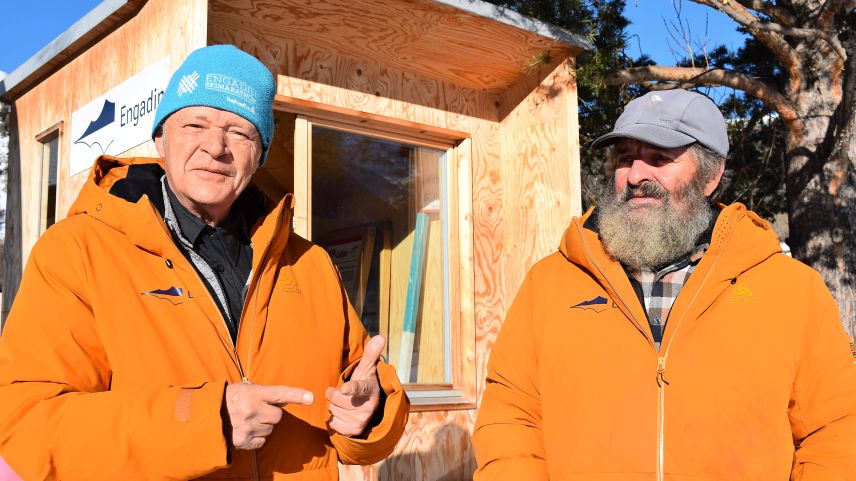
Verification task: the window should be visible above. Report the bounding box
[36,126,61,234]
[281,105,475,409]
[311,126,450,385]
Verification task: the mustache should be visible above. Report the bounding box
[619,181,669,202]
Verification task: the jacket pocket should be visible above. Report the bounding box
[273,466,338,480]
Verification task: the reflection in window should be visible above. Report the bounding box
[40,132,59,233]
[312,127,449,385]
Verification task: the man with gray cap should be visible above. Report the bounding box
[473,89,856,481]
[0,45,408,480]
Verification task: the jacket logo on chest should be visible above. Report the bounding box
[570,295,610,313]
[278,268,301,293]
[732,283,755,303]
[141,286,185,305]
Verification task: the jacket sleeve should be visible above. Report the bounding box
[473,271,548,480]
[790,272,856,481]
[0,225,229,481]
[327,263,409,465]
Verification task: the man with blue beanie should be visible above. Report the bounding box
[0,45,408,480]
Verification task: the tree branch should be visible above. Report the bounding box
[818,0,850,31]
[751,22,847,59]
[733,0,797,26]
[607,66,799,122]
[690,0,803,85]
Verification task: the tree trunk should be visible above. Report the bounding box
[785,35,856,336]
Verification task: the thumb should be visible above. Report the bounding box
[261,385,315,406]
[352,335,385,380]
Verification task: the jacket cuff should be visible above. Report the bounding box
[330,362,410,465]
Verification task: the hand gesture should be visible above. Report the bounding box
[325,335,385,437]
[224,383,314,450]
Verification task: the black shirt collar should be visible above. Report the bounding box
[164,183,251,251]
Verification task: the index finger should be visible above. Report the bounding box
[260,385,315,406]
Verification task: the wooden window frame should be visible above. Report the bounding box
[35,122,63,235]
[278,97,476,412]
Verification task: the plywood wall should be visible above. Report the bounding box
[11,0,208,261]
[340,410,478,481]
[499,57,581,314]
[210,11,581,479]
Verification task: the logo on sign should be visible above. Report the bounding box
[70,57,170,176]
[74,100,117,153]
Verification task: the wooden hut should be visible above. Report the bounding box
[0,0,590,478]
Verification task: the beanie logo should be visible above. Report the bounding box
[205,73,257,105]
[177,71,199,97]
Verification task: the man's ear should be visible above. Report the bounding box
[154,127,166,158]
[704,162,726,197]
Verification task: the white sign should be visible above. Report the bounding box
[70,57,170,176]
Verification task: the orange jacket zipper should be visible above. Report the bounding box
[576,217,735,481]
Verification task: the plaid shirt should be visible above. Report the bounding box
[626,243,709,350]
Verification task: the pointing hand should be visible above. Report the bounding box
[224,382,314,450]
[325,335,385,437]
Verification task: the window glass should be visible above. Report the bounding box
[40,133,59,233]
[311,126,449,385]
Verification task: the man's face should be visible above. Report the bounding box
[611,138,718,211]
[154,106,262,222]
[598,139,720,270]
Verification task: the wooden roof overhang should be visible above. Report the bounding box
[0,0,591,103]
[210,0,591,93]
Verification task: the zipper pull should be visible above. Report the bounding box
[656,357,669,387]
[242,376,251,384]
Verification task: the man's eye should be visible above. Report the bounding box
[184,124,203,130]
[229,130,251,140]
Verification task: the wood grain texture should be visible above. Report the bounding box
[416,219,446,384]
[338,409,478,481]
[10,0,207,268]
[500,58,582,315]
[452,139,478,401]
[292,116,311,238]
[209,0,571,93]
[388,229,412,374]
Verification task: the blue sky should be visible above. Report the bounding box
[1,1,748,77]
[0,1,102,74]
[625,0,748,65]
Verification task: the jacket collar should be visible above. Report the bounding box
[560,203,782,335]
[67,156,293,267]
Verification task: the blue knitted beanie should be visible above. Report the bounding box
[152,45,275,166]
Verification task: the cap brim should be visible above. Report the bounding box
[591,124,697,150]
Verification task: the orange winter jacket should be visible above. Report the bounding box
[474,204,856,481]
[0,156,409,481]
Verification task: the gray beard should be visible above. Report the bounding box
[597,178,713,271]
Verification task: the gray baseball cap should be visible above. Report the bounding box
[592,89,729,157]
